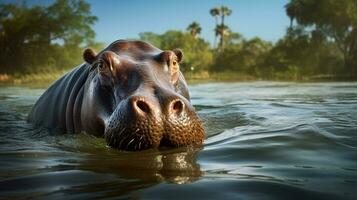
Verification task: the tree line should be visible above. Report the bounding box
[0,0,103,74]
[1,0,356,80]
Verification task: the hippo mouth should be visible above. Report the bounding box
[104,97,205,151]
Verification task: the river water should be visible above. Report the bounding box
[0,82,356,199]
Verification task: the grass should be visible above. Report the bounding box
[0,71,67,87]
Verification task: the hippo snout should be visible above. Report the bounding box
[104,94,204,151]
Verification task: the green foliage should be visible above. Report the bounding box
[187,22,202,38]
[261,27,344,79]
[285,0,357,76]
[138,32,162,48]
[0,0,99,74]
[212,37,272,74]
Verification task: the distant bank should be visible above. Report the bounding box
[1,71,356,87]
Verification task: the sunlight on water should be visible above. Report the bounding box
[1,82,357,199]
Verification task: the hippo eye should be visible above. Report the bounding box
[97,60,107,72]
[98,62,104,69]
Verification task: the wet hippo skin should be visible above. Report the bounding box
[28,40,205,151]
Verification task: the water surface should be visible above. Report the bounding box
[0,82,356,199]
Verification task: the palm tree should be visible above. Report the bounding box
[215,24,230,51]
[210,7,221,26]
[210,7,220,47]
[285,2,297,29]
[210,5,232,51]
[186,22,202,38]
[219,6,232,27]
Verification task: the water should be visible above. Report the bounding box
[0,82,356,199]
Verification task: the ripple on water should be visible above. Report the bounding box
[1,83,357,199]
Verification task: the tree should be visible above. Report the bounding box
[285,0,298,29]
[224,32,243,46]
[212,36,272,73]
[219,6,232,27]
[261,27,343,79]
[210,5,233,51]
[139,32,161,47]
[285,0,357,76]
[47,0,97,45]
[0,0,98,73]
[215,24,230,51]
[186,22,202,38]
[210,7,220,47]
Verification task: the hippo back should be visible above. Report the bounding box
[28,64,89,133]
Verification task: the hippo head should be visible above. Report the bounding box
[80,40,204,151]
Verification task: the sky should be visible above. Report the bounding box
[5,0,291,45]
[88,0,290,44]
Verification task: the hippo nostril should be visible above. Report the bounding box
[135,100,151,114]
[171,99,184,114]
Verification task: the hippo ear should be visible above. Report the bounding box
[83,48,97,64]
[173,49,183,63]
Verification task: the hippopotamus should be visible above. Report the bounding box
[28,40,204,151]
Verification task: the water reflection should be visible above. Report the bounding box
[77,147,203,184]
[0,143,203,198]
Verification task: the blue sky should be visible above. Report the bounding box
[87,0,290,44]
[6,0,291,44]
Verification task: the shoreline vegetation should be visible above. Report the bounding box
[1,71,356,87]
[1,0,357,85]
